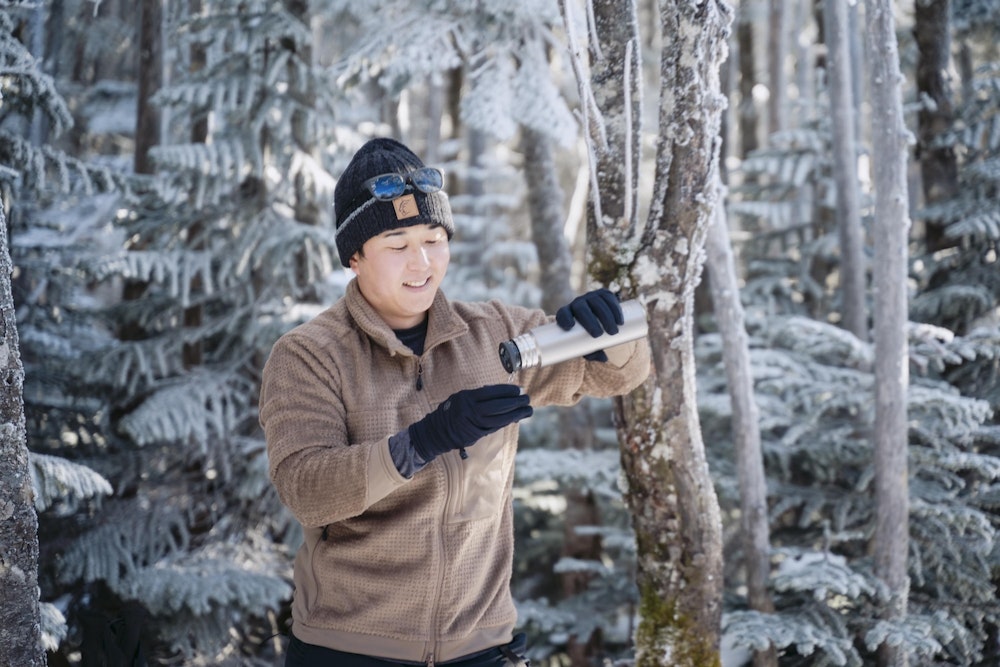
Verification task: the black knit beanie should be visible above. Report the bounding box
[333,137,455,267]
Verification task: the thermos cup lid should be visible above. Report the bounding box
[498,340,522,373]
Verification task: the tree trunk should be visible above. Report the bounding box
[793,0,815,126]
[522,128,576,311]
[913,0,958,252]
[29,4,48,145]
[123,0,166,342]
[425,76,443,165]
[705,202,777,667]
[824,0,867,341]
[183,0,208,369]
[523,127,602,666]
[865,0,911,663]
[736,1,759,157]
[134,0,163,175]
[630,3,731,662]
[0,208,45,667]
[847,2,863,141]
[766,0,788,137]
[566,0,731,662]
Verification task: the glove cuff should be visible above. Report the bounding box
[408,422,437,463]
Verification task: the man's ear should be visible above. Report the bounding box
[348,253,360,274]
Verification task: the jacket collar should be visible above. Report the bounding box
[345,278,468,357]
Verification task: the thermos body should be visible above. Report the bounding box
[499,299,648,373]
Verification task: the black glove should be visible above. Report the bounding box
[409,384,533,462]
[555,289,624,362]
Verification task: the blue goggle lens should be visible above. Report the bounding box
[365,167,443,201]
[410,167,444,193]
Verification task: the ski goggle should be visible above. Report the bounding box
[362,167,444,201]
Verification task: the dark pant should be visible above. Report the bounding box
[285,632,528,667]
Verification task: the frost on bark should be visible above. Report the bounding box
[0,207,45,667]
[564,0,732,663]
[864,0,912,663]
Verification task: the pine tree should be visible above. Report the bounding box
[703,311,999,665]
[11,0,343,661]
[1,0,122,657]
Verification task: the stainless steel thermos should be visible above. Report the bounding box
[498,299,648,373]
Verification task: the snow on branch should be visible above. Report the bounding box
[723,608,862,667]
[118,370,255,449]
[92,249,216,306]
[58,505,191,590]
[30,452,113,513]
[39,602,67,652]
[772,547,875,601]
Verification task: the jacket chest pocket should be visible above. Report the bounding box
[445,428,512,524]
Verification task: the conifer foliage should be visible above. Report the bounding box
[9,0,341,662]
[713,30,1000,662]
[5,0,1000,665]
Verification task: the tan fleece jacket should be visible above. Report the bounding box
[259,279,651,664]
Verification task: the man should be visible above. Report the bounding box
[260,137,651,666]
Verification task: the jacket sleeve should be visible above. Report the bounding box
[259,333,408,529]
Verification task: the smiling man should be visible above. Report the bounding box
[259,137,651,667]
[349,222,449,329]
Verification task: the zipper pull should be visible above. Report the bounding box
[416,361,424,390]
[426,654,434,667]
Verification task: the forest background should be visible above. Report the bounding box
[0,0,999,666]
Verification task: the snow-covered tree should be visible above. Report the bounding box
[12,0,343,661]
[10,0,1000,665]
[1,1,120,658]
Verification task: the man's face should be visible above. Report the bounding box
[350,224,450,329]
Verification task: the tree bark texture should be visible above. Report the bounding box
[864,0,911,663]
[630,2,731,663]
[705,204,777,667]
[913,0,958,252]
[0,208,45,666]
[583,0,644,266]
[574,0,732,663]
[823,0,867,341]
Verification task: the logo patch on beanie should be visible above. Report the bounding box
[393,194,419,221]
